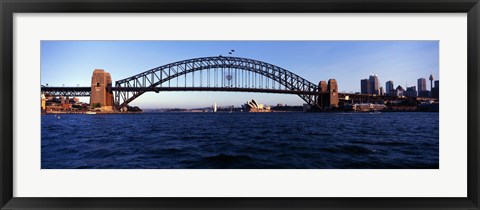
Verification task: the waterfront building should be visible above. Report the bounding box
[244,99,271,112]
[385,80,394,96]
[61,103,72,109]
[432,80,439,99]
[360,79,370,94]
[41,94,46,111]
[379,87,384,96]
[352,103,386,112]
[369,74,379,95]
[393,85,405,97]
[418,90,431,97]
[405,86,418,97]
[60,96,65,105]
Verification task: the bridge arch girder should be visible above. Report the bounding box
[114,56,319,109]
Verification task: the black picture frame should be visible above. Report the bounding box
[1,0,479,209]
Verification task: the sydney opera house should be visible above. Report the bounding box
[244,99,271,112]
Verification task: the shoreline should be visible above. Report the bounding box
[42,111,143,115]
[42,110,438,115]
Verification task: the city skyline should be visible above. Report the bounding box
[359,74,438,98]
[41,41,439,108]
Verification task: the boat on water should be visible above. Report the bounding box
[85,111,96,115]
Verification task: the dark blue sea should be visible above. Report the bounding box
[41,112,439,169]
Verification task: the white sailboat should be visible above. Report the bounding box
[213,101,217,113]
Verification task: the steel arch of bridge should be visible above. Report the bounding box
[114,56,319,109]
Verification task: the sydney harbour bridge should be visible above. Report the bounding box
[40,56,380,111]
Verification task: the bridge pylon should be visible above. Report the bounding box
[316,79,338,111]
[90,69,114,112]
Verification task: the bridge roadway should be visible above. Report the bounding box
[40,86,401,102]
[41,86,318,96]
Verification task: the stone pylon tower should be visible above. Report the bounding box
[90,69,114,111]
[327,79,338,108]
[317,81,328,108]
[316,79,339,110]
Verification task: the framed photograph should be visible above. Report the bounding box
[1,0,479,209]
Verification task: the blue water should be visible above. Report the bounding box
[41,112,439,169]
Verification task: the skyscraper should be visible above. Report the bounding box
[361,79,370,94]
[432,80,439,99]
[417,78,429,97]
[418,78,427,92]
[429,74,434,91]
[369,74,379,95]
[385,80,394,96]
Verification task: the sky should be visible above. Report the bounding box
[41,41,439,109]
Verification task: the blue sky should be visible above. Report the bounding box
[41,41,439,109]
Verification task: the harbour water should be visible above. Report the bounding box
[41,112,439,169]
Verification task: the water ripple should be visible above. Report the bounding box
[41,112,439,169]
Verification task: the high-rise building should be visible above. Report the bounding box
[418,78,427,92]
[418,78,429,97]
[432,80,439,99]
[385,80,394,96]
[361,79,370,94]
[369,74,379,95]
[379,87,384,96]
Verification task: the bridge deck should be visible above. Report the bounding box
[41,87,91,97]
[110,87,318,95]
[40,86,404,101]
[41,86,318,96]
